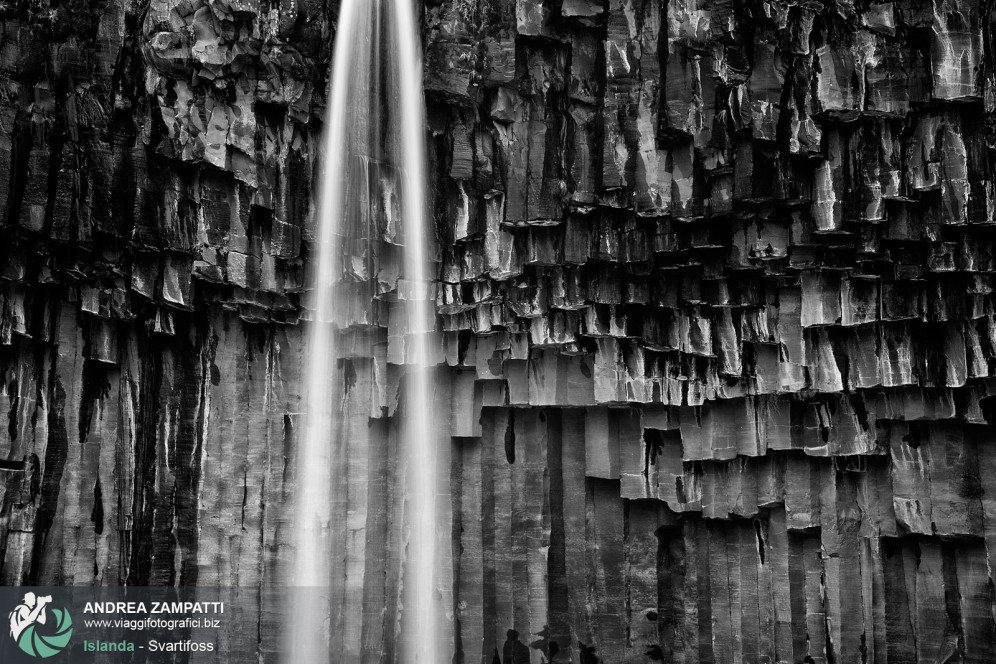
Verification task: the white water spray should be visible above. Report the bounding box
[284,0,356,661]
[285,0,440,662]
[393,0,440,661]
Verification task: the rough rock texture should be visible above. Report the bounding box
[2,0,996,662]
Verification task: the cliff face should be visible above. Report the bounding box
[1,0,996,662]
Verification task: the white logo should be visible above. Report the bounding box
[9,593,52,643]
[8,592,73,658]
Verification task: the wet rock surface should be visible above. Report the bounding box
[1,0,996,662]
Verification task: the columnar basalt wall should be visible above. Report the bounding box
[1,0,995,662]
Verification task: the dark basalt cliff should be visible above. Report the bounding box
[1,0,996,662]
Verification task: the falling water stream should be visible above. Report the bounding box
[394,0,440,661]
[286,0,439,661]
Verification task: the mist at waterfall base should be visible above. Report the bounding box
[284,1,441,662]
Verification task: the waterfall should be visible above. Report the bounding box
[286,0,440,662]
[394,0,441,661]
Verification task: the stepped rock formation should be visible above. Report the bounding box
[1,0,996,662]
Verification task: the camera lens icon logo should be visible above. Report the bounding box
[8,593,74,658]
